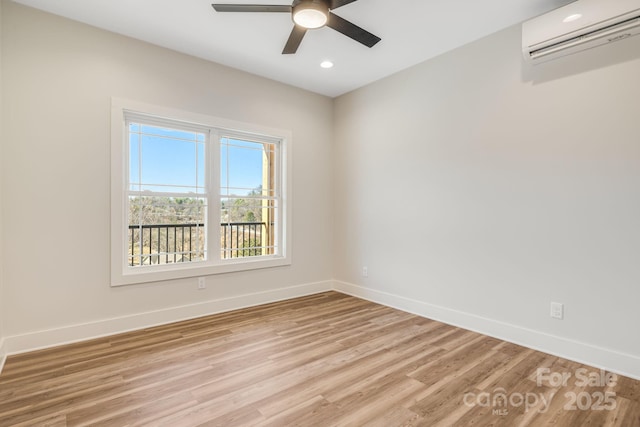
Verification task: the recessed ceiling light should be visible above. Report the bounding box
[563,13,583,23]
[320,60,334,69]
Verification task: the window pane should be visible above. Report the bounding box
[140,136,197,192]
[127,120,208,267]
[129,122,205,195]
[263,142,277,197]
[220,197,264,223]
[197,142,205,191]
[220,138,266,196]
[220,143,228,190]
[219,135,278,263]
[128,196,207,266]
[129,131,140,192]
[220,200,277,259]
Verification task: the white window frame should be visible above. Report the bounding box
[110,98,292,286]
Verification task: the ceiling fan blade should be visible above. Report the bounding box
[282,25,307,54]
[327,13,381,48]
[329,0,358,10]
[211,4,292,13]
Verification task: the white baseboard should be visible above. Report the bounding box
[333,280,640,381]
[3,280,332,359]
[0,337,6,374]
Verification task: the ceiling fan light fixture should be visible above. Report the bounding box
[211,0,381,54]
[293,1,329,29]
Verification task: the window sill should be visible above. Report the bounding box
[111,256,291,287]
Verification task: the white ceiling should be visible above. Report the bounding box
[13,0,573,97]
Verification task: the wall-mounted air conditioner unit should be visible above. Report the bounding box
[522,0,640,64]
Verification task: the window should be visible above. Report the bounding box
[127,119,208,267]
[111,99,291,286]
[220,135,279,259]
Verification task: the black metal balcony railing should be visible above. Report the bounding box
[220,222,266,259]
[128,222,268,266]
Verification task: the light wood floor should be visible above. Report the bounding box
[1,292,639,426]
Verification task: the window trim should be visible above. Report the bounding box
[110,98,292,286]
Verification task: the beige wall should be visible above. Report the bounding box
[0,0,5,366]
[0,2,333,342]
[334,25,640,376]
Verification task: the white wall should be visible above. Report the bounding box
[1,1,333,351]
[333,25,640,378]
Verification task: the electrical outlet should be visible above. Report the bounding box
[550,302,564,319]
[198,277,206,290]
[362,266,368,278]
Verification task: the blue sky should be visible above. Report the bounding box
[129,124,264,196]
[221,138,264,196]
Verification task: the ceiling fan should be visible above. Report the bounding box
[211,0,381,54]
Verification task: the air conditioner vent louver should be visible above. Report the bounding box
[523,0,640,64]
